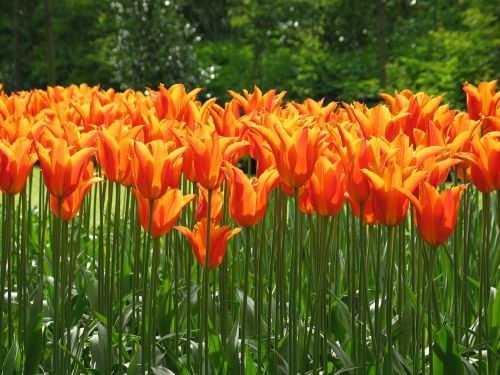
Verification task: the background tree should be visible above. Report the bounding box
[0,0,498,107]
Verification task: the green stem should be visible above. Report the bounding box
[385,226,395,373]
[202,189,213,375]
[150,236,161,367]
[241,225,252,374]
[141,199,155,373]
[118,187,131,370]
[289,187,300,375]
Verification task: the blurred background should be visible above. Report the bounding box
[0,0,498,107]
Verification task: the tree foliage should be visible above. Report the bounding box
[0,0,498,107]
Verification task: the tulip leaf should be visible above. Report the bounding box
[24,285,44,375]
[227,319,240,373]
[127,347,140,375]
[152,366,176,375]
[1,339,19,375]
[433,324,464,375]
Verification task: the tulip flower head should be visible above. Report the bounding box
[309,154,346,217]
[129,139,185,200]
[463,80,499,120]
[179,125,248,190]
[176,219,241,269]
[195,185,224,224]
[224,164,279,226]
[97,122,143,186]
[49,162,102,221]
[251,115,325,189]
[133,188,195,238]
[362,164,427,226]
[0,137,38,195]
[36,137,95,198]
[413,182,467,246]
[459,131,500,193]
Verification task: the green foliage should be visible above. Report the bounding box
[0,0,498,105]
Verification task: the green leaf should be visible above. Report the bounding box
[1,340,19,375]
[127,347,140,375]
[89,323,110,374]
[227,319,240,373]
[433,324,464,375]
[152,367,176,375]
[24,285,44,375]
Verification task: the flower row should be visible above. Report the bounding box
[0,81,499,263]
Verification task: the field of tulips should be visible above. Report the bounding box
[0,81,499,374]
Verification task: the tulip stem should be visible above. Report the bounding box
[384,226,395,373]
[425,246,437,375]
[461,182,470,355]
[374,224,382,374]
[201,188,213,375]
[118,187,131,371]
[479,192,490,373]
[108,182,121,371]
[141,199,154,373]
[256,222,265,374]
[359,203,369,374]
[150,236,161,367]
[241,225,251,374]
[289,187,300,375]
[0,195,15,353]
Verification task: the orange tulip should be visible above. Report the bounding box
[308,154,346,217]
[362,164,427,226]
[412,182,467,246]
[461,132,500,193]
[463,80,499,120]
[36,138,95,198]
[49,162,102,221]
[179,125,248,191]
[96,122,143,186]
[228,86,286,115]
[250,115,325,189]
[224,164,279,226]
[133,188,195,238]
[347,195,379,225]
[176,218,241,269]
[348,103,408,139]
[151,83,202,122]
[0,138,37,195]
[336,137,374,203]
[195,185,224,224]
[129,139,185,200]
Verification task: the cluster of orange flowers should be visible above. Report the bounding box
[0,81,498,265]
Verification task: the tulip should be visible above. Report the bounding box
[336,137,374,203]
[129,139,185,200]
[463,80,499,120]
[176,218,241,269]
[224,164,279,226]
[195,185,224,224]
[96,122,143,186]
[362,164,427,226]
[36,137,95,198]
[250,115,325,189]
[412,182,467,246]
[347,195,379,225]
[461,132,500,193]
[348,103,408,139]
[228,86,286,115]
[151,83,202,122]
[309,154,346,217]
[49,162,102,221]
[0,137,37,195]
[133,188,195,238]
[179,125,248,190]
